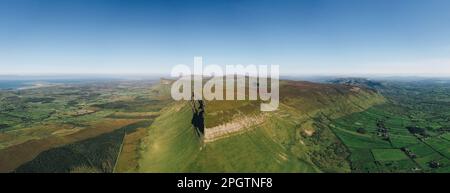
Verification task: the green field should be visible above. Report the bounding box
[327,80,450,173]
[372,149,408,161]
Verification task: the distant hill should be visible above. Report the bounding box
[328,78,384,90]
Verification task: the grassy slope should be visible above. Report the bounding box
[186,114,320,172]
[134,80,385,172]
[137,102,202,172]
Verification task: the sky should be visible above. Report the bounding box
[1,0,450,76]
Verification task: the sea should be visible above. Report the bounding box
[0,79,108,90]
[0,75,160,90]
[0,80,33,90]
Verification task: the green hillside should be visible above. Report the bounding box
[130,80,385,172]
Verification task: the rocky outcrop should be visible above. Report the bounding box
[204,115,266,143]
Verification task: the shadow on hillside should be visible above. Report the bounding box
[190,99,205,137]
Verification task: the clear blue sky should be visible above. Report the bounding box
[1,0,450,75]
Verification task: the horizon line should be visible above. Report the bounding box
[1,72,450,78]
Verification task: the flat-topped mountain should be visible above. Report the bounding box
[131,79,385,172]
